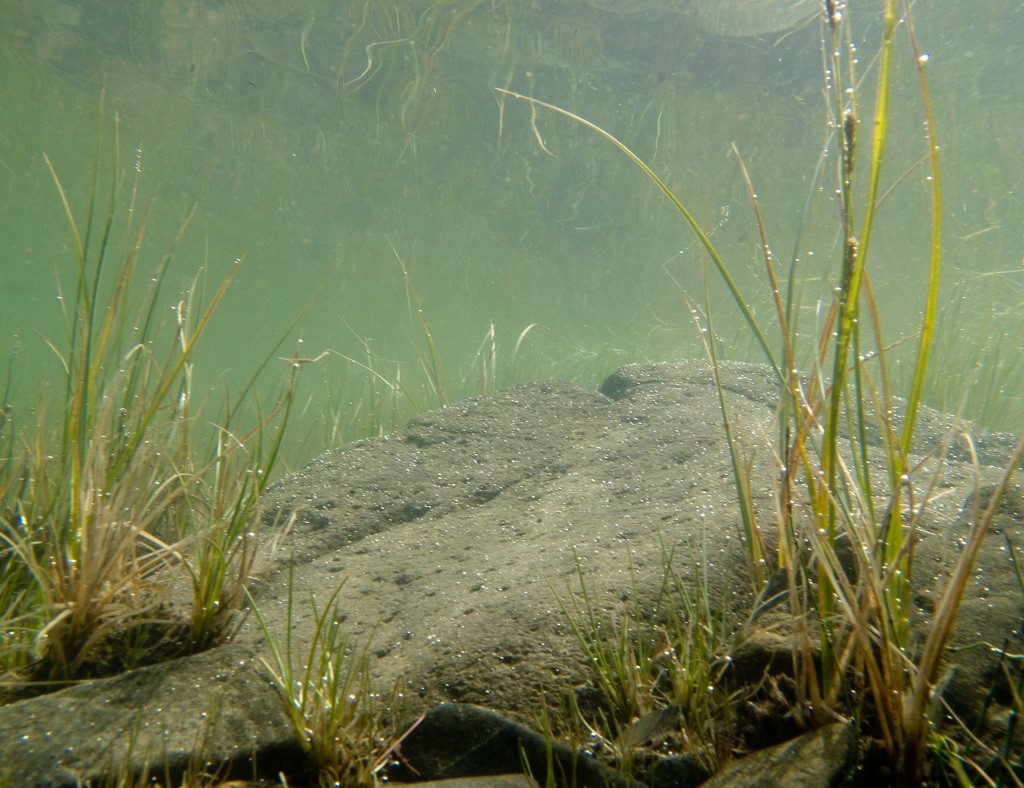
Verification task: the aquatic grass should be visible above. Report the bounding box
[281,261,544,466]
[0,123,298,689]
[91,696,244,788]
[390,239,451,408]
[655,550,734,766]
[295,329,410,452]
[247,561,397,785]
[500,0,1023,782]
[0,137,199,682]
[468,321,541,395]
[555,554,664,728]
[920,279,1024,433]
[178,376,296,650]
[494,88,782,385]
[557,548,731,773]
[523,704,562,788]
[688,284,771,595]
[986,565,1024,780]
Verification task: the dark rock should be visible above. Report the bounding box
[701,722,855,787]
[0,645,301,786]
[383,704,646,787]
[395,777,540,788]
[649,751,715,787]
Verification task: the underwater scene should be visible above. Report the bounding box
[3,2,1024,785]
[1,0,1021,464]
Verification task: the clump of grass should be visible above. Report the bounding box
[0,120,296,691]
[501,0,1023,783]
[248,561,399,785]
[557,550,731,776]
[656,558,735,763]
[557,555,666,730]
[178,376,294,652]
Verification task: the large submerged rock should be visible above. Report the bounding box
[241,360,1021,725]
[1,360,1020,785]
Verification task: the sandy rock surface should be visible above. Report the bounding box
[234,359,1023,723]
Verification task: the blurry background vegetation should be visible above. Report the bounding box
[1,0,1021,465]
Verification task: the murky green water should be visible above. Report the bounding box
[1,0,1021,461]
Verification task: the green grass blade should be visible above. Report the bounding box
[495,88,781,382]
